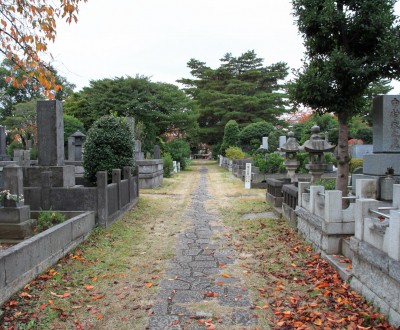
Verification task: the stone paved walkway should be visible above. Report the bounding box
[148,167,258,329]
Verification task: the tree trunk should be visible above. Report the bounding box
[336,114,350,207]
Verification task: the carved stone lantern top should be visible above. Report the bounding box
[279,131,300,153]
[302,125,335,153]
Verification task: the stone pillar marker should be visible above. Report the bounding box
[245,163,251,189]
[173,161,177,173]
[3,165,24,207]
[154,145,161,159]
[0,126,9,161]
[37,100,64,166]
[262,137,268,150]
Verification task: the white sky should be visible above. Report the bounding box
[48,0,400,92]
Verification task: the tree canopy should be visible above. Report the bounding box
[63,76,199,153]
[178,50,289,145]
[0,59,76,120]
[0,0,85,97]
[289,0,400,195]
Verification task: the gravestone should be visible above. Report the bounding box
[135,140,144,161]
[0,126,9,161]
[363,95,400,176]
[23,101,75,188]
[279,135,287,155]
[0,165,36,239]
[154,145,161,160]
[173,161,177,173]
[37,100,64,166]
[353,95,400,200]
[68,130,86,161]
[261,137,268,150]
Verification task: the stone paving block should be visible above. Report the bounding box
[148,315,180,329]
[159,279,191,290]
[231,309,259,325]
[172,290,204,303]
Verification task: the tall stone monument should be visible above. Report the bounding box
[352,95,400,200]
[23,101,75,188]
[363,95,400,176]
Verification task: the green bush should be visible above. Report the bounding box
[253,154,268,173]
[264,153,286,173]
[296,152,309,173]
[167,138,191,169]
[220,120,240,155]
[64,114,85,142]
[226,146,245,160]
[239,121,275,153]
[7,140,24,158]
[83,115,135,184]
[36,210,65,232]
[350,158,363,173]
[314,178,336,190]
[162,152,174,177]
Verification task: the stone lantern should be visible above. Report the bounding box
[301,125,336,183]
[278,131,300,183]
[68,130,86,161]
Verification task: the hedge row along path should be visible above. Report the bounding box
[0,161,395,329]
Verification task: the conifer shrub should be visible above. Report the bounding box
[162,152,174,177]
[166,138,191,169]
[83,115,135,184]
[225,146,245,160]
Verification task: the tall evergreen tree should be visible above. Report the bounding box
[289,0,400,197]
[179,50,289,145]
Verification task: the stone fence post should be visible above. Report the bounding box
[354,199,379,241]
[324,190,342,222]
[97,171,108,227]
[112,169,122,210]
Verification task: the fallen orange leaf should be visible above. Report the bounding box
[146,282,153,288]
[97,314,103,319]
[221,274,230,278]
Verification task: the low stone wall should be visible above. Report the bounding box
[266,178,291,207]
[24,167,139,228]
[137,159,163,189]
[0,211,95,306]
[282,184,299,227]
[350,237,400,327]
[295,184,356,255]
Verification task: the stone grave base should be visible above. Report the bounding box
[0,219,36,240]
[23,166,75,187]
[363,153,400,176]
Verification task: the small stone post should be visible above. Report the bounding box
[113,169,122,210]
[97,171,108,227]
[154,145,161,159]
[0,126,9,161]
[245,163,251,189]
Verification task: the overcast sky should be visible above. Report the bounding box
[48,0,400,92]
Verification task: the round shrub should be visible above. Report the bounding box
[350,158,363,173]
[264,152,285,173]
[220,120,240,155]
[239,121,274,153]
[162,152,174,177]
[83,115,135,184]
[167,138,191,169]
[225,146,245,160]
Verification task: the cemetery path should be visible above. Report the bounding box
[148,166,258,329]
[1,161,395,330]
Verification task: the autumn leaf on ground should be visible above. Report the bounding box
[146,282,153,288]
